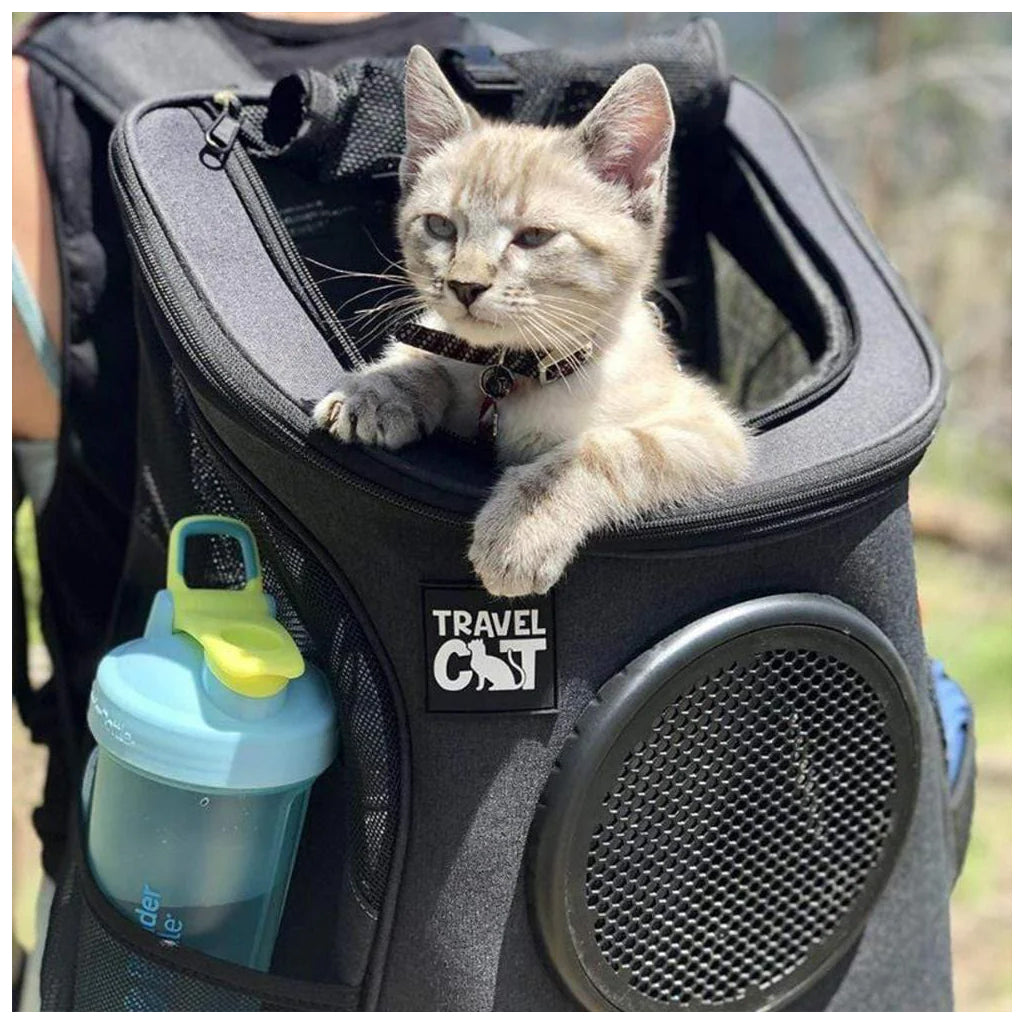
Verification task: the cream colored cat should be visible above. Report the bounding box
[314,46,749,597]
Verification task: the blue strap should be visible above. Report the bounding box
[12,245,61,394]
[931,659,973,786]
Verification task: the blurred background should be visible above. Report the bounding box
[13,11,1010,1011]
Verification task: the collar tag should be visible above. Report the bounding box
[480,363,515,399]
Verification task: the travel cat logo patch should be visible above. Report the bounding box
[422,585,556,712]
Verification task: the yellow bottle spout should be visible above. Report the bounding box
[166,516,304,698]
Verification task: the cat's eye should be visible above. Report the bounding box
[425,214,456,241]
[513,227,556,249]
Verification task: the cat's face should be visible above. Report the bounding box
[397,47,675,352]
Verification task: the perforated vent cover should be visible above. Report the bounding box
[529,596,919,1012]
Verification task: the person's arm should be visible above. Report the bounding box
[12,54,62,441]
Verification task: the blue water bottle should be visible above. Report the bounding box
[84,516,337,970]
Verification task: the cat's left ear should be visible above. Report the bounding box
[401,45,477,190]
[575,64,675,223]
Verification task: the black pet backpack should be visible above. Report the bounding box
[39,21,973,1012]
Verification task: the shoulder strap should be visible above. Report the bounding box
[15,13,266,122]
[12,246,61,394]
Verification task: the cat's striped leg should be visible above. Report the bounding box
[469,419,747,597]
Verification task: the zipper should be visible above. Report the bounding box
[204,93,362,369]
[744,357,852,431]
[203,90,242,158]
[626,433,931,542]
[110,96,938,550]
[109,117,465,529]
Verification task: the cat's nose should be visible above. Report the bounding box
[448,280,491,309]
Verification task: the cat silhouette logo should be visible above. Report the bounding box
[422,586,556,712]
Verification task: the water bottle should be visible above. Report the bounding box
[84,515,337,970]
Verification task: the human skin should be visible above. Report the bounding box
[12,54,62,441]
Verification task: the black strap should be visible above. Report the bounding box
[16,13,266,123]
[394,321,591,388]
[439,45,524,116]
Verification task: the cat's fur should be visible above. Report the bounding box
[314,46,749,597]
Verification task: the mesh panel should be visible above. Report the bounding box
[585,647,897,1008]
[712,237,812,412]
[41,856,259,1011]
[74,907,261,1011]
[244,23,726,176]
[40,849,359,1010]
[170,370,400,912]
[39,843,83,1010]
[182,532,247,589]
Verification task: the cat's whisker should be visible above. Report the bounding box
[347,303,426,353]
[344,296,423,334]
[536,319,599,389]
[540,307,617,355]
[333,282,416,315]
[305,257,407,280]
[360,232,419,276]
[532,306,603,356]
[357,233,438,293]
[539,299,611,333]
[343,297,424,344]
[314,270,411,288]
[516,314,577,396]
[537,291,610,315]
[305,255,432,289]
[540,315,610,385]
[337,286,418,318]
[519,312,588,395]
[540,299,612,335]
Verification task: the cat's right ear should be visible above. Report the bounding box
[401,45,475,190]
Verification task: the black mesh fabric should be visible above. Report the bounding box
[41,850,259,1011]
[712,236,813,412]
[40,834,361,1010]
[169,369,400,914]
[585,648,898,1009]
[250,21,727,182]
[73,903,261,1012]
[39,836,83,1011]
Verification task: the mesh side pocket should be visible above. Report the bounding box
[173,380,400,914]
[40,822,359,1011]
[72,906,262,1012]
[41,837,255,1011]
[121,310,402,985]
[39,843,83,1011]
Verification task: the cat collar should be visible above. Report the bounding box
[394,322,593,398]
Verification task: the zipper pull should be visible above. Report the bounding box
[204,90,242,160]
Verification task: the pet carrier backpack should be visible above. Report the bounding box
[32,18,974,1012]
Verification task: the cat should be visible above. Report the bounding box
[314,45,749,597]
[467,639,525,692]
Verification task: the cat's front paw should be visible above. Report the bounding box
[469,470,579,597]
[313,375,424,450]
